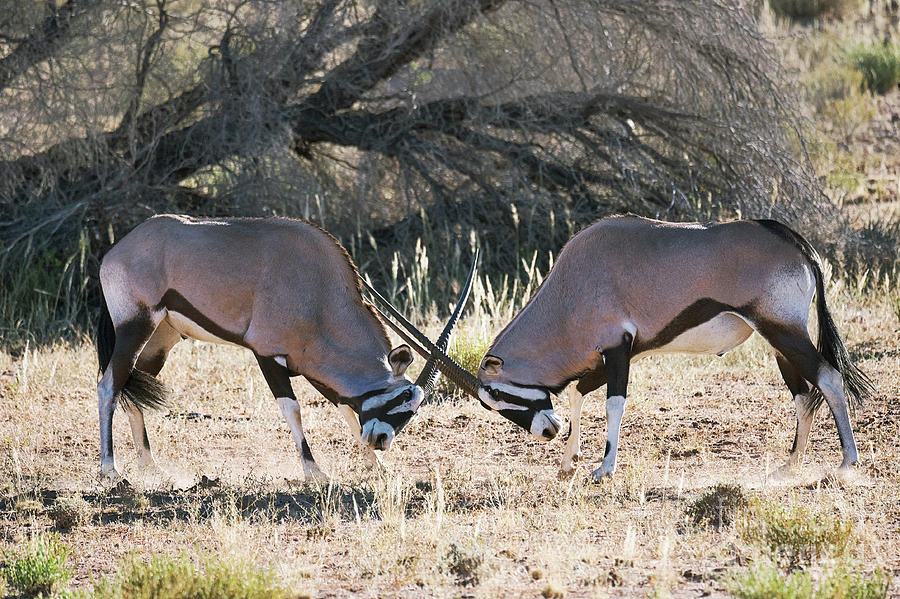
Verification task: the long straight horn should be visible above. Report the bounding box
[415,249,479,397]
[362,260,481,399]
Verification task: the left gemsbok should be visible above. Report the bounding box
[96,214,473,484]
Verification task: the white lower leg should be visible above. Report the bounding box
[816,366,859,469]
[560,390,586,474]
[97,373,120,481]
[593,395,626,479]
[126,405,156,469]
[337,404,384,468]
[277,397,326,479]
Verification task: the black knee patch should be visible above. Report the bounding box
[301,439,315,461]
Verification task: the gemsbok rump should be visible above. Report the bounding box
[96,214,474,483]
[367,216,875,481]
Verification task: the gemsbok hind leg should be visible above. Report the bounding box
[97,311,160,483]
[255,355,327,481]
[775,354,815,470]
[760,324,859,472]
[592,332,633,482]
[127,321,181,471]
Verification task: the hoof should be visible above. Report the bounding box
[590,466,614,483]
[303,464,331,483]
[99,467,125,487]
[831,464,860,483]
[771,461,800,481]
[557,466,576,480]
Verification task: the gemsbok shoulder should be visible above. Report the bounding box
[96,214,475,483]
[367,215,875,481]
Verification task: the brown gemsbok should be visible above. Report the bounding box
[366,215,874,481]
[96,214,476,483]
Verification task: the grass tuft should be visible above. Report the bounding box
[739,498,855,568]
[728,562,813,599]
[686,483,749,529]
[443,543,483,586]
[848,42,900,95]
[91,553,290,599]
[47,494,91,530]
[14,498,44,516]
[541,582,566,598]
[728,562,888,599]
[0,533,72,598]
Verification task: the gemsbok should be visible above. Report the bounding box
[96,214,475,483]
[366,215,875,481]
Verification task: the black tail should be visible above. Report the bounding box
[95,291,168,411]
[754,220,875,413]
[810,265,875,412]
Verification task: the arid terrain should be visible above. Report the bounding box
[1,283,898,598]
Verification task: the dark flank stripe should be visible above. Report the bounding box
[157,289,245,346]
[631,298,751,355]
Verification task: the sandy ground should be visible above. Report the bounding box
[0,288,898,598]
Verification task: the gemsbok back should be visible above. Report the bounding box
[367,215,875,481]
[96,214,475,483]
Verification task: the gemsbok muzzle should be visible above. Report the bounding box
[477,383,561,440]
[356,384,424,450]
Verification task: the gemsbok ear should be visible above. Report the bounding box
[388,345,414,376]
[481,355,503,374]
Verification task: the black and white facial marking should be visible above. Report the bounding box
[477,354,562,440]
[304,379,417,450]
[356,383,424,450]
[477,382,561,440]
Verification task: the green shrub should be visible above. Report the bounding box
[729,563,814,599]
[817,566,889,599]
[849,43,900,95]
[729,562,888,599]
[686,483,749,529]
[436,334,491,396]
[0,533,72,597]
[739,499,855,568]
[91,554,290,599]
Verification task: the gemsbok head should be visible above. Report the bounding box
[368,215,875,482]
[95,214,476,484]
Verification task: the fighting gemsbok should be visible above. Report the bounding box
[366,215,875,481]
[96,214,475,483]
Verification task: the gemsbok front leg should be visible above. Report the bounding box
[256,355,327,481]
[560,369,606,477]
[560,390,586,477]
[336,404,386,470]
[593,331,633,481]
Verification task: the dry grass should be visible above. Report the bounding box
[0,287,898,598]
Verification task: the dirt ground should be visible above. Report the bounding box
[0,288,898,598]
